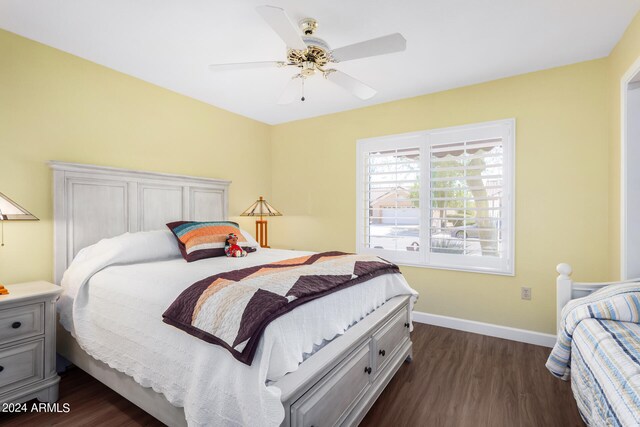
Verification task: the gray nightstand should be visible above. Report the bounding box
[0,281,62,404]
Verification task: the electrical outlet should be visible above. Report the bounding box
[521,287,532,300]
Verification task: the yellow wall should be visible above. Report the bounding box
[4,11,640,335]
[270,60,610,334]
[608,12,640,279]
[0,29,271,284]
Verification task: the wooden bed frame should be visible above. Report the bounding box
[555,263,640,331]
[51,161,413,426]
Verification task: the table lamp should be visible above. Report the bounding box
[0,192,39,247]
[240,196,282,248]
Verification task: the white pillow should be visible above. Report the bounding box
[239,228,261,250]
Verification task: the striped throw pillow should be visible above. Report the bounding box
[167,221,257,262]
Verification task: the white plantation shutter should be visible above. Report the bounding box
[357,135,424,264]
[356,120,514,275]
[428,130,511,273]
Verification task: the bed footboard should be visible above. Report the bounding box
[556,263,640,332]
[276,295,412,427]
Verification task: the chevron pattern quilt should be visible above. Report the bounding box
[162,251,400,364]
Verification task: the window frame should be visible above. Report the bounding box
[356,119,515,276]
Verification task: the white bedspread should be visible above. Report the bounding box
[58,231,417,426]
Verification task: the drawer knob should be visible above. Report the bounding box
[379,349,386,356]
[0,366,3,372]
[364,366,372,375]
[11,321,21,329]
[404,322,410,328]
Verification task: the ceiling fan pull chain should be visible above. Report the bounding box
[301,78,305,102]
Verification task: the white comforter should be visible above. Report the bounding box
[58,230,417,426]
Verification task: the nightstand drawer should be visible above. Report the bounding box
[0,303,44,344]
[0,340,44,393]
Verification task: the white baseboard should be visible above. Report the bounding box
[412,311,556,348]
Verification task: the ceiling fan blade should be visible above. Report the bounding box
[208,61,285,72]
[256,5,307,51]
[277,77,302,104]
[331,33,406,62]
[325,70,376,100]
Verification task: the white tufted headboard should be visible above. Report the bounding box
[50,161,230,284]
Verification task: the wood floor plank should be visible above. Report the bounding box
[0,323,583,426]
[361,324,583,427]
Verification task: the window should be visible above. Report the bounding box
[356,119,515,275]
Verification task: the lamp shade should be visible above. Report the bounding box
[240,196,282,218]
[0,192,38,221]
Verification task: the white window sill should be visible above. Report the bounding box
[387,259,514,276]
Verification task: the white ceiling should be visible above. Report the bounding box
[1,0,639,125]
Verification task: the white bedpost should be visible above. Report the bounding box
[556,263,573,332]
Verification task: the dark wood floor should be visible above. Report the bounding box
[361,324,583,427]
[0,324,583,426]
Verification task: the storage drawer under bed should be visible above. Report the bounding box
[290,341,373,427]
[372,308,410,375]
[288,299,412,427]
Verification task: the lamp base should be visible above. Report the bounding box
[256,219,269,248]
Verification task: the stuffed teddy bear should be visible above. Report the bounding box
[225,233,248,257]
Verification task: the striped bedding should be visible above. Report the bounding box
[570,319,640,426]
[546,282,640,426]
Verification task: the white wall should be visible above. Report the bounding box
[626,82,640,278]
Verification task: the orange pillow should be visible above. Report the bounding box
[167,221,256,262]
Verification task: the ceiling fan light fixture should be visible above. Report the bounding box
[287,42,330,67]
[301,61,316,76]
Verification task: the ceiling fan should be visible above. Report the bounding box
[208,5,407,104]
